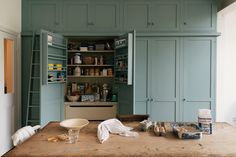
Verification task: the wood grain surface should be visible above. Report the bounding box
[3,121,236,157]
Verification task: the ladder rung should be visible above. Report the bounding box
[31,77,40,79]
[29,91,40,94]
[27,120,39,122]
[29,105,40,108]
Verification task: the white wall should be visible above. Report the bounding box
[217,2,236,125]
[0,0,21,33]
[0,0,21,155]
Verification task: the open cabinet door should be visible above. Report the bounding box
[114,30,136,85]
[40,30,67,126]
[115,30,136,114]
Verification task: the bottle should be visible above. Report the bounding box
[99,55,103,65]
[74,67,81,76]
[74,53,82,64]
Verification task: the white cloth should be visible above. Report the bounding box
[12,125,41,146]
[97,119,138,144]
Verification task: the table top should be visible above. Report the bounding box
[4,121,236,157]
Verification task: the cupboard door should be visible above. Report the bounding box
[182,0,216,31]
[62,0,90,32]
[124,1,149,32]
[150,0,180,31]
[91,0,120,32]
[27,0,60,31]
[181,38,215,121]
[149,38,179,121]
[134,38,149,114]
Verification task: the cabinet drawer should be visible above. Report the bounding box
[65,104,117,120]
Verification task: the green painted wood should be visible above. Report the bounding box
[150,0,180,31]
[26,0,60,32]
[91,0,120,32]
[118,84,133,115]
[181,37,215,122]
[62,0,90,32]
[182,0,216,31]
[124,1,149,32]
[134,38,149,114]
[40,84,64,126]
[148,38,180,121]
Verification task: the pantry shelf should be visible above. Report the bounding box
[67,75,114,78]
[67,64,114,67]
[67,50,114,53]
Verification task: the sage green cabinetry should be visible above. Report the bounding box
[134,37,216,122]
[182,0,216,32]
[134,37,180,121]
[62,0,90,32]
[181,37,216,121]
[62,0,120,33]
[124,0,180,32]
[22,0,61,32]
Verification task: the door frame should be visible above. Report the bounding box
[0,25,21,130]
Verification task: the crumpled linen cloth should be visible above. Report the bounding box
[12,125,41,146]
[97,118,138,143]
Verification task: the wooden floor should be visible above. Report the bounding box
[4,121,236,157]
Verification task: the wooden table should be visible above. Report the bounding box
[3,121,236,157]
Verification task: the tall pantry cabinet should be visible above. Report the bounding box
[134,37,216,122]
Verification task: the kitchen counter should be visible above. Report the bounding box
[3,121,236,157]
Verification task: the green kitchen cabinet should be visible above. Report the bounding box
[61,0,120,33]
[22,0,61,32]
[62,0,90,33]
[134,37,180,121]
[90,0,120,32]
[124,0,180,32]
[182,0,216,32]
[134,38,149,114]
[181,37,216,121]
[149,38,180,121]
[134,37,216,122]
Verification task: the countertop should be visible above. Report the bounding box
[3,121,236,157]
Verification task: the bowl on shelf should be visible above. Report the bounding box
[60,118,89,130]
[83,57,94,65]
[67,95,80,102]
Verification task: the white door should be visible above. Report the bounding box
[0,31,19,155]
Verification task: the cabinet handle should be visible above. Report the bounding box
[150,98,153,102]
[147,22,152,26]
[183,98,186,101]
[146,98,150,102]
[88,22,93,26]
[152,22,154,26]
[183,22,187,25]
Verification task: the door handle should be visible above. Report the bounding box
[146,98,149,102]
[151,22,154,26]
[183,98,186,101]
[150,98,153,102]
[147,22,152,26]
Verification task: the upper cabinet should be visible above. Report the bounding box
[22,0,217,34]
[62,0,120,33]
[182,0,216,32]
[62,0,90,32]
[90,0,120,32]
[124,0,180,32]
[23,0,61,32]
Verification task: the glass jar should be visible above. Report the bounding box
[74,53,82,64]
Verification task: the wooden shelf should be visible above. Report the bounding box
[65,101,118,106]
[67,64,113,67]
[67,75,114,78]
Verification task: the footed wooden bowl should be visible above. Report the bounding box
[60,118,89,130]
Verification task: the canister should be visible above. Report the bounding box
[56,64,62,70]
[74,53,82,64]
[48,64,54,70]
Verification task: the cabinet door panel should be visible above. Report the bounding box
[134,38,148,114]
[149,38,179,121]
[183,102,211,122]
[183,38,212,100]
[62,0,89,32]
[182,38,214,121]
[183,0,216,31]
[150,0,180,31]
[29,1,58,31]
[92,1,120,32]
[150,102,176,121]
[124,2,149,31]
